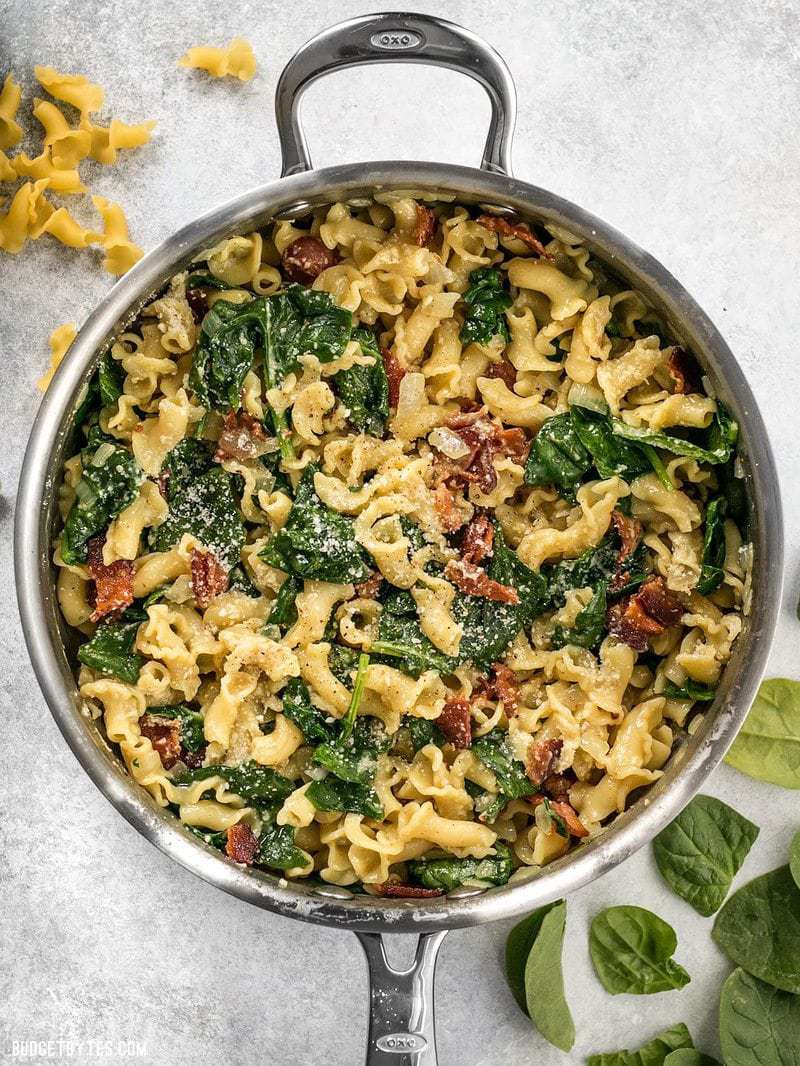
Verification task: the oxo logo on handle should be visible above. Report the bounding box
[369,31,425,51]
[375,1032,428,1053]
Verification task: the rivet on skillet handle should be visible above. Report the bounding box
[357,931,447,1066]
[275,12,517,179]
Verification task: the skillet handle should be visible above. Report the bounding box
[356,930,447,1066]
[275,12,516,177]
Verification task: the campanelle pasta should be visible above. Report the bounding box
[55,196,748,894]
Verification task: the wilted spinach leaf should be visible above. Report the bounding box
[652,794,759,916]
[663,679,716,702]
[523,412,590,495]
[156,704,206,753]
[175,762,294,807]
[719,968,800,1066]
[255,822,307,872]
[77,616,144,683]
[611,404,738,466]
[459,267,512,345]
[61,441,141,564]
[712,865,800,994]
[259,464,371,584]
[586,1024,695,1066]
[305,777,383,819]
[408,842,513,891]
[589,905,691,994]
[472,730,533,801]
[281,678,333,745]
[402,715,445,753]
[571,404,652,481]
[334,327,389,436]
[725,678,800,789]
[98,350,124,407]
[150,440,244,570]
[551,580,608,650]
[697,496,727,595]
[266,574,301,629]
[372,587,457,676]
[228,563,260,598]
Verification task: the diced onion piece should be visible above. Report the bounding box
[428,426,471,460]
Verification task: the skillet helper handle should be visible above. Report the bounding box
[356,931,447,1066]
[275,12,516,177]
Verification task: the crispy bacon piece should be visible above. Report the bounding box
[437,697,472,749]
[181,747,207,770]
[444,559,520,604]
[156,469,170,499]
[382,347,407,408]
[225,823,259,865]
[461,511,494,565]
[442,409,529,494]
[607,576,682,651]
[214,410,270,462]
[637,576,683,626]
[549,799,589,838]
[526,738,563,787]
[475,662,520,715]
[485,358,517,389]
[281,235,339,284]
[477,214,552,259]
[190,549,229,609]
[666,347,699,394]
[185,286,209,323]
[139,713,181,770]
[86,537,135,622]
[542,772,572,800]
[434,482,467,533]
[354,573,383,599]
[608,509,643,594]
[375,883,444,898]
[414,204,437,247]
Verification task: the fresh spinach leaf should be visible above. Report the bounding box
[712,865,800,994]
[791,831,800,892]
[459,266,512,345]
[255,822,307,872]
[61,442,141,564]
[155,704,206,753]
[589,905,691,994]
[408,842,513,892]
[149,438,244,569]
[720,967,800,1066]
[726,679,800,789]
[334,327,389,436]
[266,574,301,629]
[259,464,371,584]
[586,1024,695,1066]
[77,617,144,683]
[281,678,333,744]
[505,901,560,1013]
[697,497,727,595]
[652,794,759,916]
[472,730,533,800]
[305,777,383,819]
[663,680,716,702]
[663,1052,720,1066]
[611,405,738,466]
[551,580,608,650]
[523,899,575,1052]
[175,762,294,807]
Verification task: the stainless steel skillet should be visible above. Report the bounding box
[15,13,783,1065]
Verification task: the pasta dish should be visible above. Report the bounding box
[54,196,749,895]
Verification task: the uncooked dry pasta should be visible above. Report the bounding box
[55,197,749,894]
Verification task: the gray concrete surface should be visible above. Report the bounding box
[1,1,799,1062]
